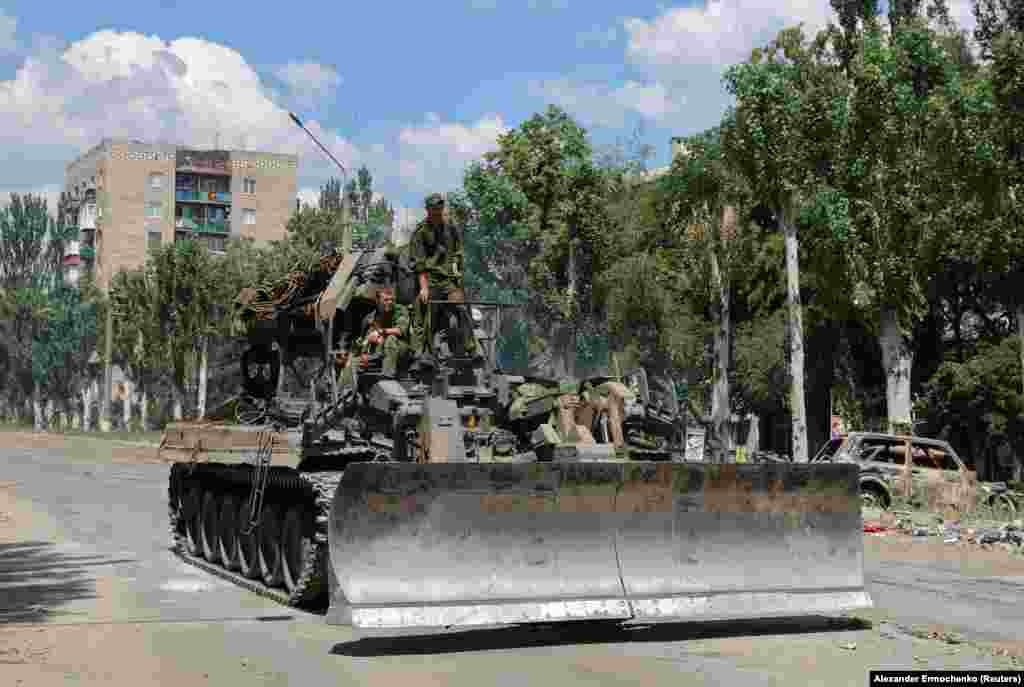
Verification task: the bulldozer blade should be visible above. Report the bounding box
[615,462,871,624]
[326,462,871,635]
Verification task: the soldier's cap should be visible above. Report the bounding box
[425,193,446,209]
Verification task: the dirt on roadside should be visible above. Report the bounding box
[0,430,300,467]
[0,431,164,464]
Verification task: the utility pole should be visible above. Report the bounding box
[99,242,114,432]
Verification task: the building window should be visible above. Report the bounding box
[148,231,162,251]
[145,202,162,219]
[243,177,255,194]
[243,208,256,225]
[149,173,165,189]
[207,236,227,252]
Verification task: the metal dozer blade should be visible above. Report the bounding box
[325,460,872,636]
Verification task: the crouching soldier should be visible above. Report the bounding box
[356,287,410,378]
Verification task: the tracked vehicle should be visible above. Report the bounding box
[163,234,872,636]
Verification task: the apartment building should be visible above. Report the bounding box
[63,139,298,290]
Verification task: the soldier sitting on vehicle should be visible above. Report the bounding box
[576,380,633,449]
[355,287,410,379]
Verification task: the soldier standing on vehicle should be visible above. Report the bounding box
[409,193,478,358]
[355,287,409,378]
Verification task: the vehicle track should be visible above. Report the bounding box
[166,456,369,612]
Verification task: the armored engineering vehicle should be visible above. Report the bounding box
[162,234,872,636]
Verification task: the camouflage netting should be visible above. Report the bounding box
[231,252,347,335]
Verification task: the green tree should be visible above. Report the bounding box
[356,165,373,224]
[919,336,1024,480]
[988,28,1024,396]
[973,0,1024,59]
[449,162,533,371]
[0,193,60,426]
[319,177,343,211]
[655,126,757,460]
[285,205,349,255]
[482,105,615,379]
[721,24,849,461]
[32,283,99,428]
[838,11,981,433]
[144,240,224,419]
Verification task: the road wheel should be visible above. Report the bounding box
[183,485,203,556]
[990,494,1017,521]
[235,499,261,580]
[218,493,240,571]
[258,504,284,587]
[281,505,314,596]
[860,483,890,511]
[200,490,221,564]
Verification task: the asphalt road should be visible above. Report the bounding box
[1,442,1021,686]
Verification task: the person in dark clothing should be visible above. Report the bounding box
[408,193,477,357]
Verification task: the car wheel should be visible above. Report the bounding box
[860,483,890,511]
[989,493,1017,521]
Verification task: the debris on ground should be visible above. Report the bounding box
[872,510,1024,554]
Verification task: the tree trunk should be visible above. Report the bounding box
[780,200,809,462]
[709,238,731,462]
[140,388,149,432]
[81,386,90,431]
[31,389,43,432]
[197,337,209,419]
[172,382,184,421]
[122,380,131,430]
[745,413,760,454]
[1018,303,1024,396]
[879,304,914,434]
[567,238,578,382]
[100,309,113,432]
[45,399,54,431]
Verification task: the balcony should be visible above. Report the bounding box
[80,246,96,260]
[175,219,229,235]
[176,190,231,204]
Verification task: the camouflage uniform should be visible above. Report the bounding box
[355,302,410,378]
[409,193,477,356]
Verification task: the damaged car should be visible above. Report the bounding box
[812,432,1018,519]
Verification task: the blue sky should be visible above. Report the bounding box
[0,0,978,226]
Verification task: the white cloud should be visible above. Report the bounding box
[624,1,836,69]
[539,2,845,135]
[529,78,684,128]
[393,113,507,190]
[0,19,506,211]
[273,61,341,107]
[0,10,17,54]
